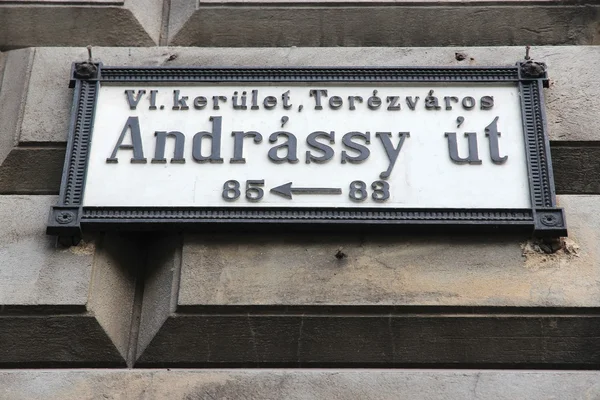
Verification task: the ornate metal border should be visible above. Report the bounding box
[47,62,566,245]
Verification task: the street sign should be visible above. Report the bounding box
[48,63,566,244]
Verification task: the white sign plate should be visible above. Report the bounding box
[83,83,529,209]
[47,64,567,241]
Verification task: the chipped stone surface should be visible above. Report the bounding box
[521,237,580,271]
[1,369,600,400]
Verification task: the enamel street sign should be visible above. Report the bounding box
[47,63,566,244]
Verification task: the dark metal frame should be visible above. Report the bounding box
[47,62,566,245]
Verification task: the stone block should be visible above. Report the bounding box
[0,0,162,50]
[133,195,600,367]
[0,195,138,366]
[169,1,600,47]
[551,146,600,194]
[178,196,597,308]
[3,369,600,400]
[135,235,181,361]
[0,48,32,165]
[0,147,65,194]
[0,196,92,306]
[85,233,144,362]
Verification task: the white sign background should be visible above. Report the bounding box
[83,84,530,209]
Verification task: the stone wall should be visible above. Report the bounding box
[1,1,599,398]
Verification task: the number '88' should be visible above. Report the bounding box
[349,180,390,202]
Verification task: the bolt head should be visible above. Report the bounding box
[56,211,75,225]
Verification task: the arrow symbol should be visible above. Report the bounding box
[270,182,342,199]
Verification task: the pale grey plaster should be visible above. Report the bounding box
[0,196,93,305]
[135,235,182,360]
[125,0,163,45]
[179,195,598,307]
[11,46,600,143]
[0,48,32,163]
[86,234,141,360]
[1,369,600,400]
[167,0,197,42]
[18,47,73,144]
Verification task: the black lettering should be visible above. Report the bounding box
[192,116,224,163]
[444,132,481,165]
[152,131,185,163]
[124,90,146,110]
[148,90,158,110]
[172,90,189,110]
[106,116,147,163]
[485,116,507,164]
[263,96,277,110]
[425,90,441,110]
[305,131,335,164]
[375,132,410,179]
[349,181,367,201]
[341,131,371,164]
[193,96,207,109]
[444,96,459,110]
[282,90,292,110]
[251,89,260,110]
[406,96,420,110]
[329,96,343,110]
[268,131,298,163]
[462,96,475,110]
[212,95,227,110]
[230,131,263,163]
[232,91,247,110]
[480,96,494,110]
[348,95,363,110]
[367,91,381,110]
[386,96,401,111]
[309,89,328,110]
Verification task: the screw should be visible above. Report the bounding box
[56,211,75,224]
